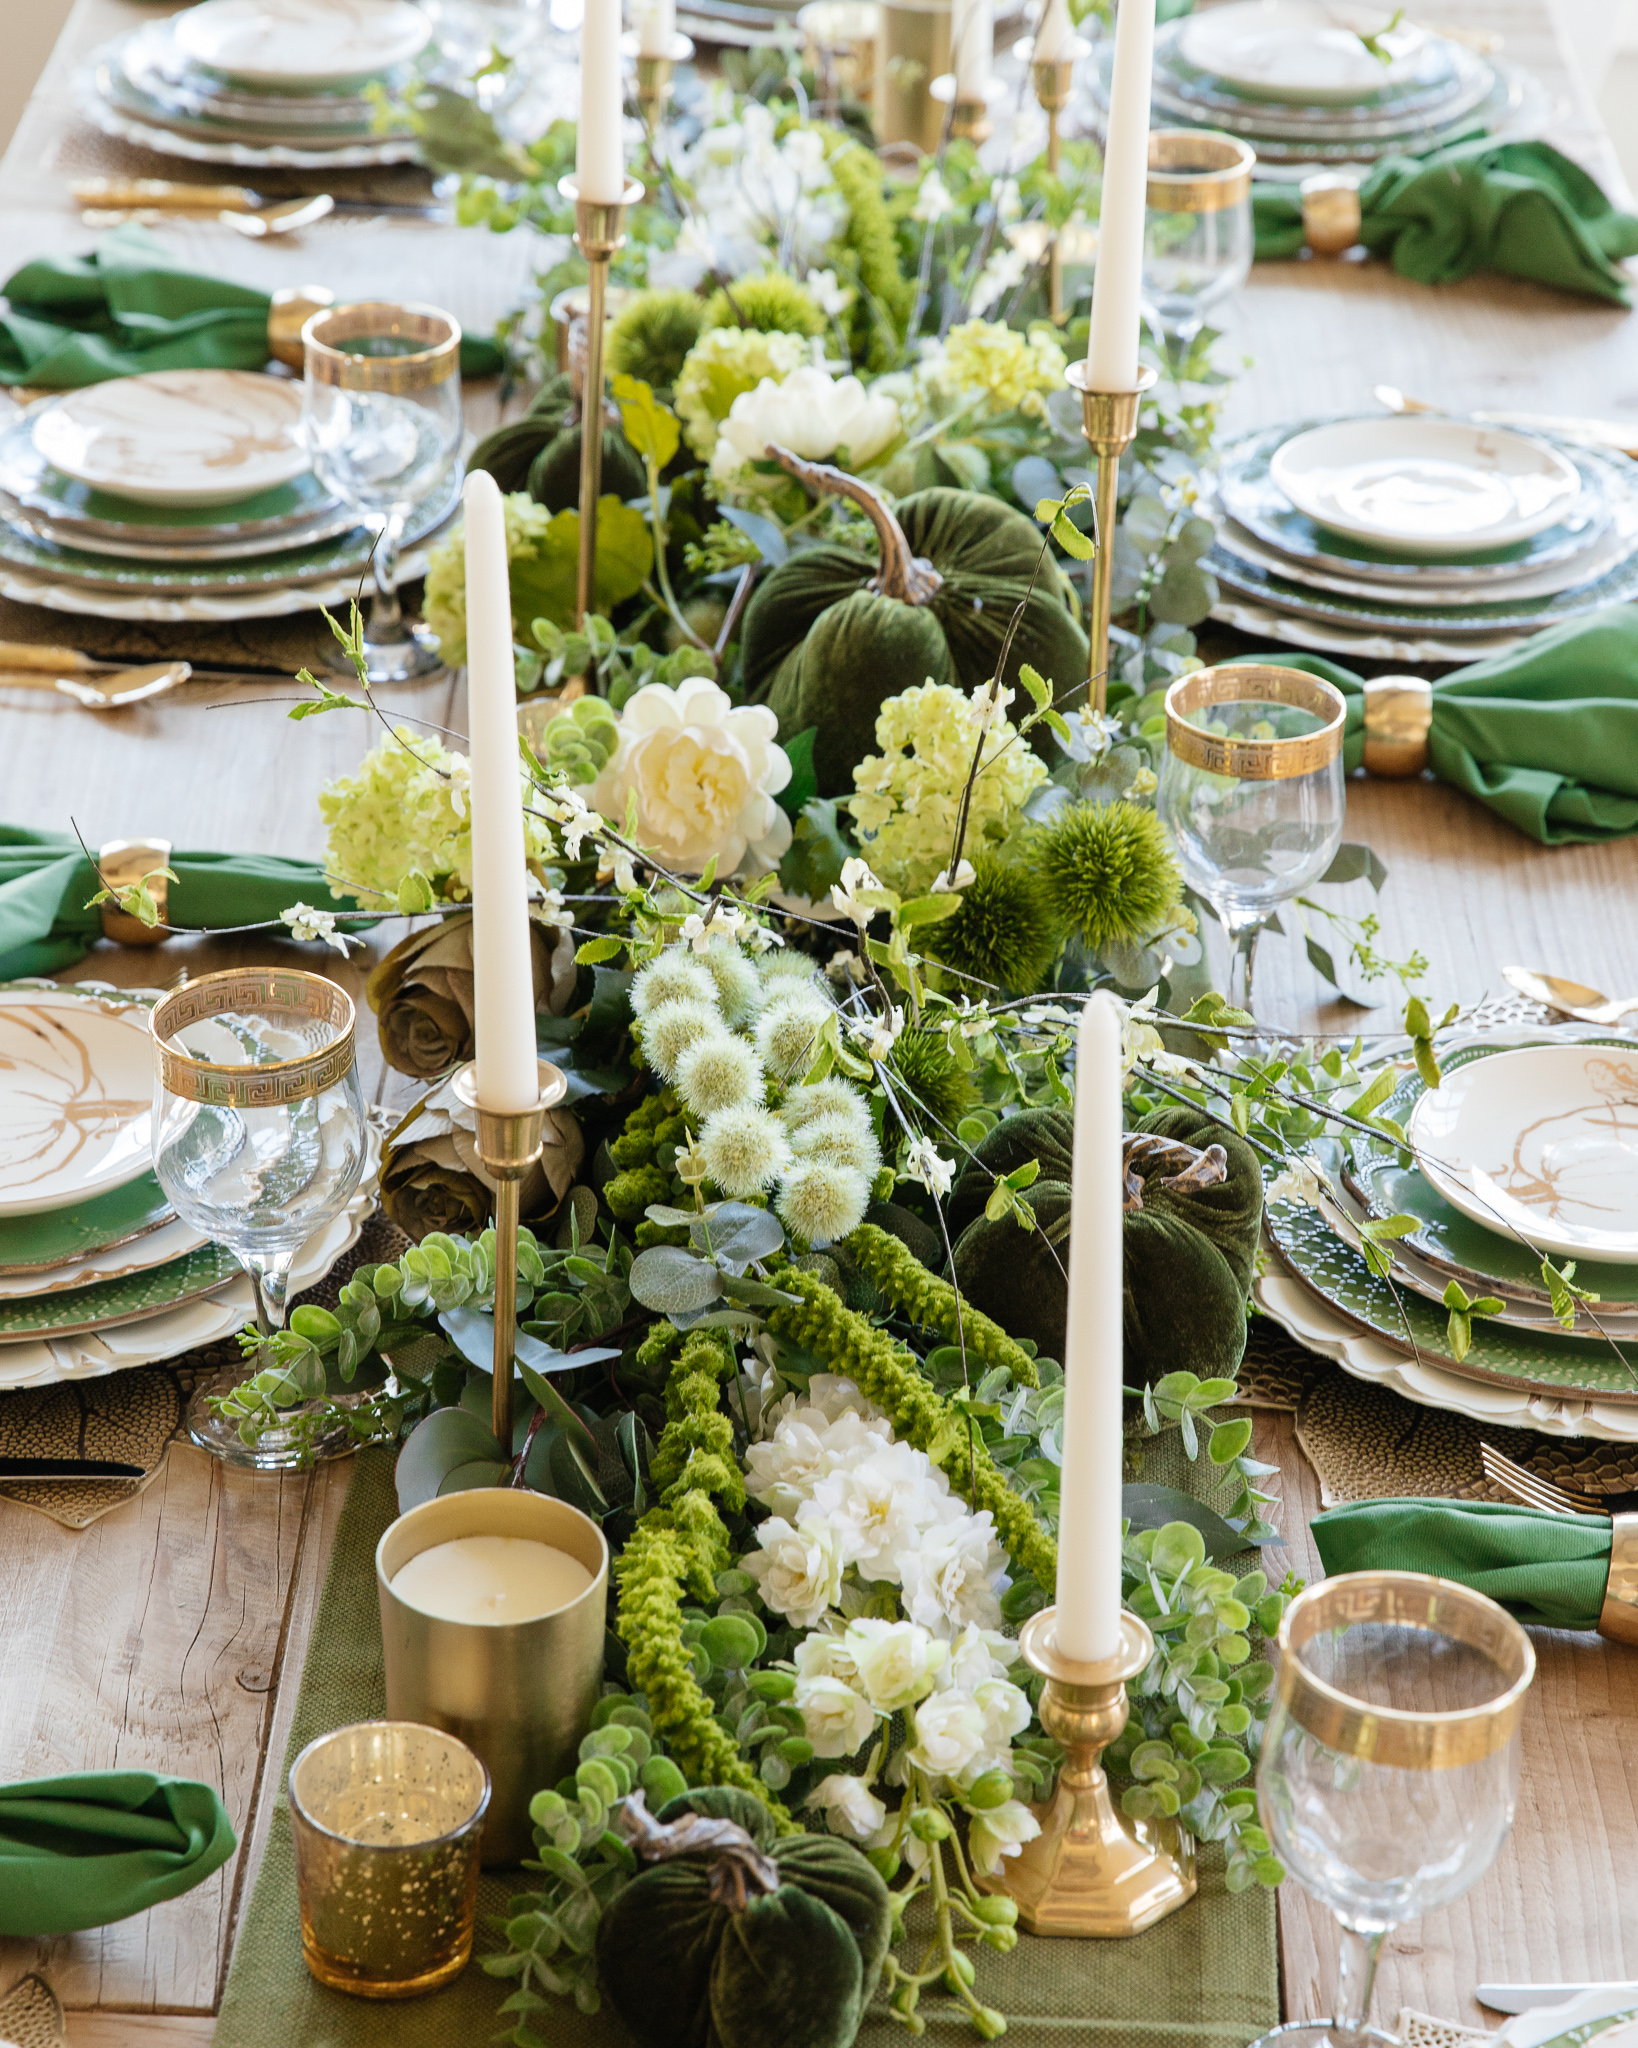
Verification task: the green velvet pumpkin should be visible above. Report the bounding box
[595,1787,892,2048]
[466,372,647,513]
[948,1104,1263,1380]
[738,458,1090,796]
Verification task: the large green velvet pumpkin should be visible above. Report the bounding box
[466,372,647,513]
[596,1786,892,2048]
[948,1104,1263,1380]
[738,454,1090,796]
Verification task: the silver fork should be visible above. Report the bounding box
[1479,1442,1608,1518]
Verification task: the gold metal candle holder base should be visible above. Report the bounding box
[977,1607,1196,1936]
[557,174,645,627]
[626,32,693,124]
[452,1058,568,1446]
[1064,359,1159,714]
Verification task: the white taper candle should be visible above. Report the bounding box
[951,0,993,99]
[1054,990,1126,1664]
[634,0,674,59]
[577,0,626,204]
[1032,0,1075,64]
[1086,0,1155,391]
[463,469,540,1118]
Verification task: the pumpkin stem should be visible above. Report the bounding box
[613,1790,781,1909]
[1120,1132,1229,1212]
[764,444,943,605]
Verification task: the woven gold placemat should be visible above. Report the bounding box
[0,1973,66,2048]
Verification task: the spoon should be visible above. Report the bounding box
[1502,964,1638,1025]
[0,660,192,708]
[222,193,336,237]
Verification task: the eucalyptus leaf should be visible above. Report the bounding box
[695,1203,785,1270]
[628,1244,725,1314]
[397,1405,506,1511]
[1124,1485,1279,1555]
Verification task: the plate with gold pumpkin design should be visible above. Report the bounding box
[0,986,155,1219]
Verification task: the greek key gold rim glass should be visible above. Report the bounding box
[1276,1570,1536,1771]
[1147,128,1256,212]
[151,968,355,1106]
[1165,664,1347,781]
[301,302,461,390]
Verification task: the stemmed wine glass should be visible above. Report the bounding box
[1144,130,1256,355]
[1156,663,1347,1018]
[149,969,369,1470]
[301,302,464,685]
[1249,1571,1535,2048]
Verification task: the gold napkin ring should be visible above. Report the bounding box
[1362,676,1433,777]
[1599,1512,1638,1646]
[97,837,172,946]
[1301,172,1363,256]
[268,286,335,369]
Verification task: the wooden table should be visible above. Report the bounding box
[0,1,1636,2038]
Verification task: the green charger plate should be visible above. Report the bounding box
[1539,2015,1638,2048]
[1344,1039,1638,1313]
[0,1239,241,1339]
[0,1170,174,1277]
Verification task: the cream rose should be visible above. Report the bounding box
[844,1617,948,1712]
[907,1688,987,1780]
[794,1674,878,1759]
[741,1511,850,1628]
[807,1773,888,1841]
[969,1798,1043,1874]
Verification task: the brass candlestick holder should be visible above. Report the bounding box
[1064,358,1158,713]
[928,72,1002,144]
[623,30,694,128]
[452,1058,567,1447]
[1014,34,1090,324]
[978,1606,1196,1935]
[558,174,645,628]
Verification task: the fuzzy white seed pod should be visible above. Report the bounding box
[777,1160,871,1247]
[781,1078,875,1138]
[755,989,834,1082]
[640,999,723,1082]
[700,1104,792,1199]
[675,1032,765,1120]
[631,952,717,1019]
[696,941,765,1029]
[758,949,821,988]
[789,1107,881,1181]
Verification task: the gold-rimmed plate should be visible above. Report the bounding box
[0,987,155,1220]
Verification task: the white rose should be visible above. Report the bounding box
[743,1405,884,1520]
[742,1512,850,1628]
[709,365,901,486]
[907,1688,987,1781]
[845,1617,948,1712]
[806,1773,887,1840]
[794,1675,878,1759]
[812,1440,949,1584]
[803,1374,879,1426]
[943,1622,1018,1694]
[969,1799,1042,1874]
[898,1514,1009,1635]
[793,1625,861,1687]
[971,1676,1032,1761]
[589,675,792,879]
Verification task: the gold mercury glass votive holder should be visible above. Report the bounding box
[288,1720,490,1998]
[377,1490,610,1866]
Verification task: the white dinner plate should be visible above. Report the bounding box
[1177,1,1427,105]
[1498,1995,1638,2047]
[0,988,155,1220]
[173,0,432,89]
[1269,417,1582,558]
[1409,1044,1638,1262]
[31,371,309,511]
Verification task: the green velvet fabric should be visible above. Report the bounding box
[948,1103,1263,1379]
[466,371,646,512]
[1312,1497,1611,1631]
[1253,139,1638,304]
[741,487,1089,795]
[0,225,503,387]
[0,1772,236,1937]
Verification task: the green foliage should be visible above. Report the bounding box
[887,1025,977,1130]
[822,134,912,368]
[610,374,682,472]
[1034,800,1183,952]
[928,850,1061,995]
[539,693,621,785]
[847,1222,1038,1389]
[704,271,826,338]
[509,497,654,631]
[607,288,710,389]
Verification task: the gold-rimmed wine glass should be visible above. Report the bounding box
[1145,130,1256,353]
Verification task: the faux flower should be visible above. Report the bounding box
[699,1102,791,1198]
[971,1674,1033,1759]
[744,1404,881,1520]
[367,913,566,1081]
[589,677,792,880]
[777,1158,870,1245]
[968,1799,1043,1874]
[631,951,718,1018]
[280,902,351,955]
[755,986,834,1082]
[743,1511,852,1628]
[898,1514,1007,1633]
[922,319,1067,419]
[805,267,855,318]
[790,1108,881,1181]
[902,1136,956,1201]
[830,855,885,927]
[653,104,845,295]
[911,169,955,223]
[1267,1152,1332,1209]
[812,1439,951,1583]
[793,1621,866,1686]
[674,327,808,462]
[906,1688,986,1780]
[709,365,901,490]
[674,1032,764,1119]
[794,1676,878,1760]
[639,998,722,1081]
[806,1773,887,1839]
[421,492,552,666]
[845,1617,948,1713]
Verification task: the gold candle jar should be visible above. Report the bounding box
[377,1490,610,1866]
[288,1720,490,1998]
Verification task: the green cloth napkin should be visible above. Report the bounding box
[1253,139,1638,304]
[0,1771,236,1937]
[1313,1496,1611,1630]
[0,225,504,387]
[1234,603,1638,844]
[0,825,369,980]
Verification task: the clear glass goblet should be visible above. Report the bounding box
[301,302,463,685]
[1156,663,1347,1018]
[1248,1571,1535,2048]
[150,969,369,1470]
[1144,129,1255,353]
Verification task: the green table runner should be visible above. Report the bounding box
[216,1449,1277,2048]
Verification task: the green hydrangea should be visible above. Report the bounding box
[673,327,807,462]
[926,319,1068,419]
[421,492,552,666]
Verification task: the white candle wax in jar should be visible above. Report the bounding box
[392,1535,594,1625]
[951,0,993,99]
[1085,0,1156,391]
[634,0,674,60]
[1032,0,1075,64]
[1053,992,1125,1665]
[578,0,627,205]
[463,470,540,1117]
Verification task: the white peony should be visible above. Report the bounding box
[943,1622,1017,1695]
[907,1687,987,1780]
[589,675,792,879]
[803,1374,879,1425]
[742,1510,852,1628]
[743,1405,884,1521]
[845,1617,948,1712]
[969,1798,1043,1874]
[898,1512,1008,1634]
[971,1675,1033,1762]
[807,1773,888,1840]
[794,1675,878,1759]
[811,1438,950,1584]
[709,365,902,488]
[793,1625,863,1688]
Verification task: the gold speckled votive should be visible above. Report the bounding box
[288,1720,490,1998]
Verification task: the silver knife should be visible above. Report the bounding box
[1477,1985,1638,2015]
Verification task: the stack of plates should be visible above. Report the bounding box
[1089,0,1544,182]
[0,983,377,1392]
[1260,1033,1638,1442]
[0,369,459,622]
[81,0,430,169]
[1205,414,1638,662]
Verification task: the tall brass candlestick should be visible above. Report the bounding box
[624,31,695,132]
[1065,359,1157,712]
[559,174,645,629]
[929,72,998,144]
[978,1606,1196,1934]
[453,1059,566,1447]
[1029,51,1078,323]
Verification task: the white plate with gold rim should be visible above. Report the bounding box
[0,988,155,1220]
[31,371,309,511]
[1178,1,1428,104]
[174,0,432,89]
[1409,1043,1638,1263]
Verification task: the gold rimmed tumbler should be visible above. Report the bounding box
[149,969,369,1469]
[1144,130,1255,351]
[1247,1572,1535,2048]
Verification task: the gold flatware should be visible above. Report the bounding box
[1501,964,1638,1025]
[0,660,191,707]
[68,177,446,222]
[221,193,336,237]
[1375,384,1638,458]
[1480,1442,1605,1516]
[1479,1444,1638,1647]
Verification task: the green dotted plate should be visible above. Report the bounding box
[0,1169,175,1277]
[1537,2014,1638,2048]
[1344,1038,1638,1313]
[0,1239,241,1339]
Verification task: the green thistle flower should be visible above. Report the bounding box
[790,1107,881,1180]
[778,1160,871,1246]
[700,1103,791,1198]
[889,1026,976,1129]
[607,288,710,390]
[631,952,717,1018]
[1035,801,1183,952]
[931,851,1062,995]
[695,940,763,1028]
[704,271,825,338]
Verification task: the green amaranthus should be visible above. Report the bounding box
[847,1222,1040,1388]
